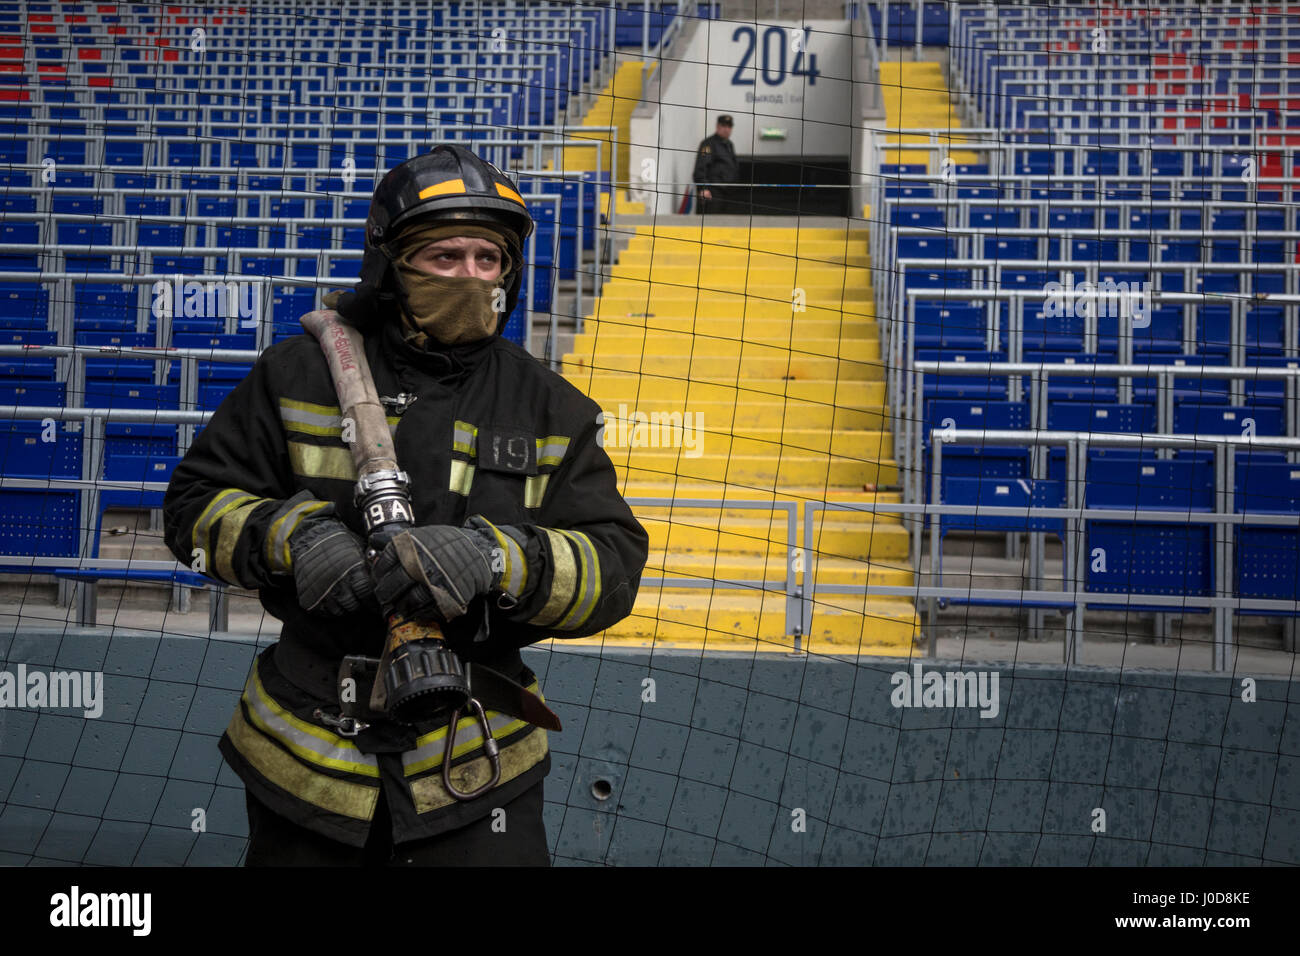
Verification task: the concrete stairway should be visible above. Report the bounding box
[560,221,920,655]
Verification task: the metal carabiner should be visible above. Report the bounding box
[313,708,369,737]
[442,697,502,801]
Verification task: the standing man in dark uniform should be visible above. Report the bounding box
[693,114,739,214]
[163,144,649,866]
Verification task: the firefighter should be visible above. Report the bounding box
[692,114,739,214]
[163,144,650,866]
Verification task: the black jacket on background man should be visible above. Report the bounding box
[692,132,739,212]
[163,314,649,848]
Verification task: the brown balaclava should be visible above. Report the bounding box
[390,222,521,347]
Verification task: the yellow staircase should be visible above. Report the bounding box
[880,60,978,170]
[557,59,652,216]
[557,224,921,656]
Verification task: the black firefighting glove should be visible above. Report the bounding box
[371,520,505,623]
[288,511,378,616]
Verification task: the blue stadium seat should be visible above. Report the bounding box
[1085,457,1215,610]
[1235,459,1300,614]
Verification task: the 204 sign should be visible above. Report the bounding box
[731,25,820,87]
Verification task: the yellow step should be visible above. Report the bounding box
[551,588,919,654]
[598,277,871,300]
[618,477,900,501]
[616,192,645,214]
[573,333,881,363]
[627,490,899,516]
[565,218,917,649]
[603,425,891,458]
[601,427,892,463]
[622,234,870,254]
[631,225,869,241]
[616,249,872,270]
[562,351,884,381]
[632,510,909,560]
[884,148,981,166]
[562,60,648,180]
[878,61,980,169]
[642,550,914,587]
[567,371,888,407]
[620,243,871,262]
[609,262,873,285]
[580,313,878,334]
[574,369,889,403]
[588,300,876,324]
[608,452,898,489]
[598,399,890,432]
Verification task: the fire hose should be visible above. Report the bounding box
[299,307,559,802]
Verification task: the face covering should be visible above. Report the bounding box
[390,223,519,347]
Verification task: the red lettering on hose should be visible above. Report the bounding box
[329,323,356,372]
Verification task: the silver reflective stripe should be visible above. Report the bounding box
[537,437,569,466]
[279,403,341,434]
[494,525,528,597]
[401,706,526,776]
[453,423,478,455]
[244,672,380,777]
[280,401,399,438]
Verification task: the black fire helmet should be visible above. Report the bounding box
[335,144,534,333]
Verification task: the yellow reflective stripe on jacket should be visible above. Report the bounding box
[449,458,475,496]
[537,435,569,467]
[401,679,544,777]
[525,529,601,630]
[554,528,601,629]
[401,708,531,777]
[226,703,380,821]
[215,497,266,584]
[450,422,569,468]
[523,474,549,508]
[480,519,527,598]
[289,441,357,481]
[265,498,330,574]
[453,420,477,455]
[191,488,257,560]
[529,527,578,627]
[279,398,400,438]
[410,726,548,815]
[242,668,381,778]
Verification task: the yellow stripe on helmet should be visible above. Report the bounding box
[494,182,525,205]
[418,178,467,199]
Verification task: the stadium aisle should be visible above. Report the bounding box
[563,222,920,654]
